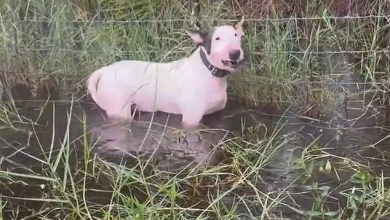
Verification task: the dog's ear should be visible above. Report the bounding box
[233,16,245,36]
[187,30,206,44]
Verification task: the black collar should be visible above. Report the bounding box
[199,48,232,78]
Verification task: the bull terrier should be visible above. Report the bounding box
[87,17,246,132]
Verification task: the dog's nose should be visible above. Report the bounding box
[229,50,241,61]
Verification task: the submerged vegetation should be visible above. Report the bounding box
[1,0,390,219]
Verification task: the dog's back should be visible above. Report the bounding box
[92,59,186,114]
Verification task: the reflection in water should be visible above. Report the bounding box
[87,110,229,171]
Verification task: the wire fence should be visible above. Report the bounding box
[1,3,390,105]
[1,17,388,61]
[3,15,390,23]
[5,48,390,55]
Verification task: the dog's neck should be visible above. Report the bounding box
[199,48,232,78]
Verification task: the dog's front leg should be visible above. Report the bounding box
[178,91,205,131]
[181,111,203,132]
[178,104,205,145]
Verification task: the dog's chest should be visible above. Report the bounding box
[204,80,227,113]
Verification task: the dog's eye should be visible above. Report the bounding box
[215,37,220,40]
[235,33,237,37]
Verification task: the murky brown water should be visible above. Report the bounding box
[1,52,390,219]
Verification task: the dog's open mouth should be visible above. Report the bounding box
[222,60,239,68]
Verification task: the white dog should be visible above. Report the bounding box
[87,17,246,131]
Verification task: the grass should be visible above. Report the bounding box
[1,0,390,219]
[0,92,297,219]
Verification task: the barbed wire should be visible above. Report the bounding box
[1,15,390,24]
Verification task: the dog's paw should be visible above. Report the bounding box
[178,132,202,147]
[178,135,189,147]
[186,132,202,144]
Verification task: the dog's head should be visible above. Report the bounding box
[187,17,245,72]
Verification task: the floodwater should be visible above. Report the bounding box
[1,52,390,219]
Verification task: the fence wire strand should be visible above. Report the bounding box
[2,15,390,23]
[5,48,390,55]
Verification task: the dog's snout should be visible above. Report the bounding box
[229,50,241,61]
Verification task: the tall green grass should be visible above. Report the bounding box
[1,0,390,219]
[0,0,388,104]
